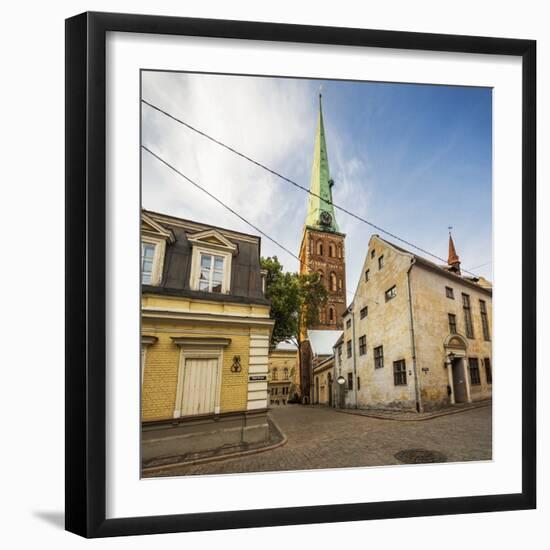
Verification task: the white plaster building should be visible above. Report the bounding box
[337,234,492,412]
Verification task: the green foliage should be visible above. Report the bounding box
[260,256,328,349]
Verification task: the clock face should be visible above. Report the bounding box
[320,211,332,226]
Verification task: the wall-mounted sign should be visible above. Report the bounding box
[249,375,267,382]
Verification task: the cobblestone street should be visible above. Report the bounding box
[147,404,492,477]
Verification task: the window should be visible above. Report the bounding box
[347,372,353,391]
[271,386,278,395]
[198,253,224,293]
[330,272,337,291]
[365,269,370,282]
[283,367,289,380]
[484,357,492,384]
[346,318,351,330]
[346,339,352,358]
[360,306,368,319]
[371,249,375,258]
[468,358,481,385]
[141,242,156,285]
[462,294,474,338]
[378,255,384,269]
[338,244,343,258]
[359,335,366,355]
[357,377,361,390]
[329,243,335,257]
[385,285,397,301]
[338,277,343,290]
[282,386,289,395]
[329,307,335,323]
[374,345,384,369]
[446,286,454,299]
[480,300,491,341]
[317,241,324,256]
[393,359,407,385]
[272,368,278,381]
[448,313,457,334]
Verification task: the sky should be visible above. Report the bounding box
[141,71,492,296]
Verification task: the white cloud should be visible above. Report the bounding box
[141,71,491,299]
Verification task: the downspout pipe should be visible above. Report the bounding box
[350,304,358,409]
[406,259,423,413]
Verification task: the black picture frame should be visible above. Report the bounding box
[65,11,536,538]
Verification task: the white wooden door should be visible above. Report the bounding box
[181,358,219,416]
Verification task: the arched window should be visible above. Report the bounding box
[320,309,326,324]
[329,243,335,257]
[338,244,343,258]
[317,269,324,282]
[284,367,289,380]
[317,241,324,256]
[329,307,335,323]
[330,272,337,292]
[272,367,278,381]
[338,277,343,290]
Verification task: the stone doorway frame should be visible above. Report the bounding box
[444,334,472,405]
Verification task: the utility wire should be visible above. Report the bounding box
[142,99,486,279]
[142,145,379,306]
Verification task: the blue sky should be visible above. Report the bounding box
[142,72,492,295]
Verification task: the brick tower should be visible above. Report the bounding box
[298,94,347,330]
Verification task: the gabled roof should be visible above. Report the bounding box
[373,235,492,295]
[307,329,343,356]
[141,212,175,243]
[187,228,238,255]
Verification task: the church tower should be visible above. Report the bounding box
[298,94,347,330]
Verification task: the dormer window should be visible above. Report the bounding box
[188,228,237,294]
[141,212,176,286]
[141,242,156,285]
[199,253,225,293]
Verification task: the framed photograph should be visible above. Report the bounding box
[65,11,536,537]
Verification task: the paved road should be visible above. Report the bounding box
[150,404,491,476]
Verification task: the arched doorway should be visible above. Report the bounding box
[444,334,471,404]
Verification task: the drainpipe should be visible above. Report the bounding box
[406,260,423,413]
[350,304,358,409]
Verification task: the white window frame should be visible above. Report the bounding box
[141,236,166,286]
[190,246,233,294]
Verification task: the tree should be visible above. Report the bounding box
[260,256,328,349]
[261,256,328,402]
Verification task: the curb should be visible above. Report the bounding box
[142,415,287,475]
[335,400,491,422]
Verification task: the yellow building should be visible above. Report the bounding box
[140,210,274,465]
[338,234,492,412]
[267,342,300,405]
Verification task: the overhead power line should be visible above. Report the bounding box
[142,145,379,306]
[142,99,486,279]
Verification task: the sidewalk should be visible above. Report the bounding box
[334,399,491,422]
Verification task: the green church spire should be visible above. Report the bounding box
[304,94,340,233]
